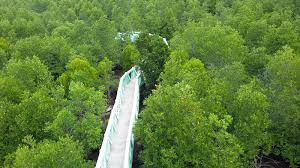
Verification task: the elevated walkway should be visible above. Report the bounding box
[96,67,143,168]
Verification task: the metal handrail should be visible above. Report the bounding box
[95,67,142,168]
[123,71,142,168]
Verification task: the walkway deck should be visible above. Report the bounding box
[107,78,136,168]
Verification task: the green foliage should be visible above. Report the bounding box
[136,33,170,91]
[8,136,92,168]
[135,83,242,168]
[67,82,105,119]
[121,44,140,71]
[266,47,300,88]
[231,81,271,164]
[11,17,47,40]
[52,18,119,64]
[5,56,52,93]
[171,22,247,67]
[266,47,300,166]
[0,88,60,164]
[0,0,300,166]
[262,21,300,54]
[0,57,53,163]
[143,3,178,40]
[46,110,76,137]
[0,0,116,166]
[31,0,49,13]
[243,47,270,76]
[92,18,120,62]
[244,20,269,48]
[0,49,9,69]
[160,51,210,98]
[47,82,105,152]
[0,37,10,68]
[0,76,23,103]
[0,20,13,40]
[15,89,60,140]
[98,57,113,91]
[222,0,264,38]
[212,62,249,93]
[59,58,99,96]
[200,63,249,119]
[159,51,189,85]
[13,36,71,77]
[201,79,232,118]
[0,101,18,164]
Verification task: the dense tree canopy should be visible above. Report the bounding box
[0,1,110,165]
[135,83,242,168]
[266,47,300,166]
[136,33,170,92]
[6,136,92,168]
[171,22,248,67]
[47,82,105,152]
[0,0,299,167]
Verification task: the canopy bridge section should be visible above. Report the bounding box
[96,67,143,168]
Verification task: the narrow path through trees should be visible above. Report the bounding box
[96,67,142,168]
[107,78,136,168]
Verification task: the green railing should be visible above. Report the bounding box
[96,67,142,168]
[123,70,143,168]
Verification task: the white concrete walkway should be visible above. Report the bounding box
[107,78,136,168]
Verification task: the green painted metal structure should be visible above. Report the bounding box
[96,67,143,168]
